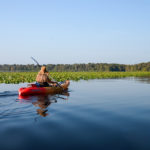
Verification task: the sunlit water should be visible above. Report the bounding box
[0,78,150,150]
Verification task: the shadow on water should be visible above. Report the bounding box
[17,92,70,118]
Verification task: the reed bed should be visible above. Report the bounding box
[0,72,150,84]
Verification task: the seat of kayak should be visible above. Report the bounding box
[27,83,53,87]
[27,81,65,88]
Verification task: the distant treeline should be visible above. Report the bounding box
[0,62,150,72]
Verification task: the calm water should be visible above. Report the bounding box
[0,78,150,150]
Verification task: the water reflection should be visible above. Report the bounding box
[134,77,150,84]
[33,95,55,117]
[18,92,69,117]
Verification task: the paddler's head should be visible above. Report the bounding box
[39,66,48,74]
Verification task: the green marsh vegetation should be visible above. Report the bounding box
[0,72,150,84]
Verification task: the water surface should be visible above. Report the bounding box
[0,78,150,150]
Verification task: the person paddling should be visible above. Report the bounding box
[36,66,57,87]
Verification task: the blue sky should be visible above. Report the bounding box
[0,0,150,64]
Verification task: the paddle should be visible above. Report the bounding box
[31,57,64,90]
[31,57,41,67]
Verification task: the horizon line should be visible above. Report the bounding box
[0,61,150,66]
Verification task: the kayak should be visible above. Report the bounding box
[18,80,70,96]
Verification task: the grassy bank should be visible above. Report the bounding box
[0,72,150,84]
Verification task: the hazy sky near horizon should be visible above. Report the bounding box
[0,0,150,65]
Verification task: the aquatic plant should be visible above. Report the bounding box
[0,72,150,84]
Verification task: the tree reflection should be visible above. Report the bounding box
[18,92,69,117]
[134,77,150,84]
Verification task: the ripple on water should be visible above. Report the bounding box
[0,79,150,150]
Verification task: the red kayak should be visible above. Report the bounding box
[18,80,70,96]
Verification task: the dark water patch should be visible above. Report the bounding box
[0,91,18,97]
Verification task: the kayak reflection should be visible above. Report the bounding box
[18,92,69,117]
[33,95,54,117]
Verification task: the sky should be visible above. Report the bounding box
[0,0,150,65]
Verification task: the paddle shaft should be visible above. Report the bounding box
[48,75,64,89]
